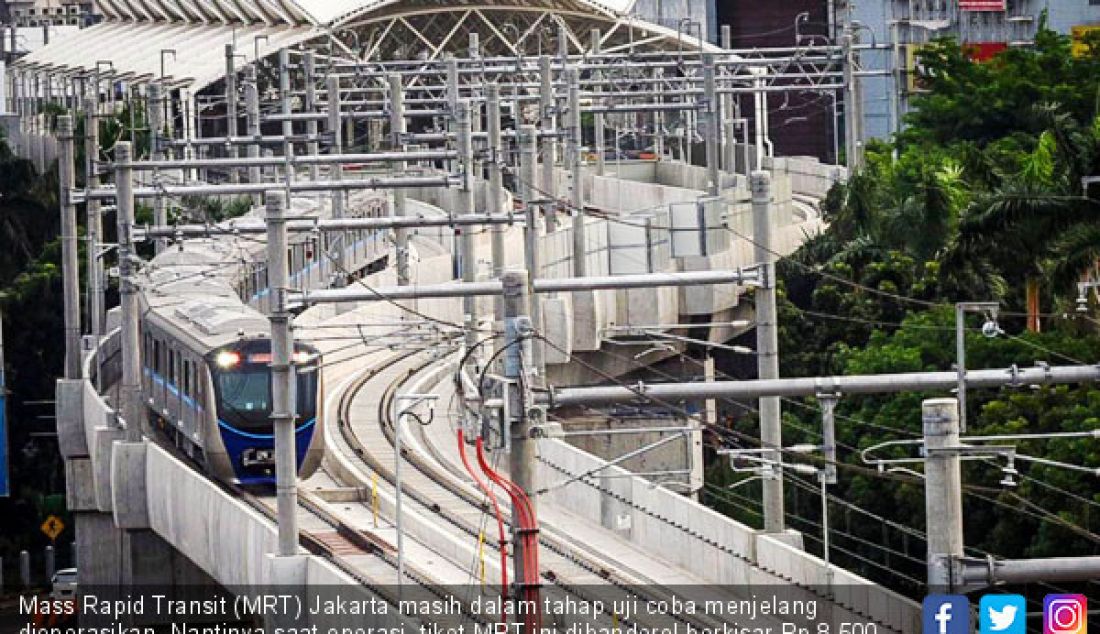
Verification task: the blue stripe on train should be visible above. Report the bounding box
[218,418,316,485]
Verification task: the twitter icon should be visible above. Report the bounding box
[980,595,1026,634]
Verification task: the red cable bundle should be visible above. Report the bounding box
[457,428,510,602]
[475,436,542,633]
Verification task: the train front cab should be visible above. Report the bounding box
[207,340,324,485]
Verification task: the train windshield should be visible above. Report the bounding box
[210,342,319,432]
[217,369,271,430]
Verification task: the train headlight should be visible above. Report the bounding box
[215,351,241,368]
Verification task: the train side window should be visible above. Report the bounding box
[153,340,161,374]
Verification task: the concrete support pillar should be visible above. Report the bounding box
[57,116,81,380]
[923,397,964,592]
[751,171,783,533]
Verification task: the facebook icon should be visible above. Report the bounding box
[924,595,971,634]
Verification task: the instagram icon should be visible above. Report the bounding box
[1045,595,1087,634]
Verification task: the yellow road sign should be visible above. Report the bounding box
[41,515,65,542]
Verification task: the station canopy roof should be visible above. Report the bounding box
[14,0,705,91]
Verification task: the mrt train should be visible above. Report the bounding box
[132,193,389,484]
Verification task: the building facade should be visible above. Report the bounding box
[3,1,96,27]
[853,0,1100,140]
[716,0,839,162]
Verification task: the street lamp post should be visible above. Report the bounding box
[955,302,999,433]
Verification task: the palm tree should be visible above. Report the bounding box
[947,108,1099,331]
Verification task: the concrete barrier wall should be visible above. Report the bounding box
[537,438,920,632]
[766,156,848,200]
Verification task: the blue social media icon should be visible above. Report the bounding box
[980,595,1026,634]
[924,595,971,634]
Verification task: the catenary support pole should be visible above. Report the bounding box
[566,67,586,277]
[266,191,299,557]
[486,83,506,324]
[518,125,545,375]
[456,99,479,353]
[539,56,558,229]
[590,30,606,177]
[388,74,410,288]
[84,93,104,340]
[752,171,784,533]
[225,43,239,183]
[327,76,347,288]
[245,68,262,203]
[842,30,860,170]
[279,49,294,186]
[923,397,964,592]
[303,52,319,182]
[116,142,144,438]
[57,116,81,380]
[502,269,535,595]
[147,82,167,254]
[702,54,721,197]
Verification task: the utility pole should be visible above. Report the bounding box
[225,43,239,183]
[486,83,506,324]
[84,92,104,340]
[565,67,586,278]
[518,125,544,376]
[388,74,410,288]
[57,115,81,380]
[502,269,535,593]
[266,190,299,557]
[923,397,964,592]
[115,142,143,438]
[751,171,784,533]
[455,99,479,353]
[327,76,346,289]
[539,55,558,229]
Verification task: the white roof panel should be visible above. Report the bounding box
[14,20,321,90]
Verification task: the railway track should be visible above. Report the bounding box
[327,345,749,633]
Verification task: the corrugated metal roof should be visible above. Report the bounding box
[13,20,320,89]
[95,0,636,27]
[292,0,635,26]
